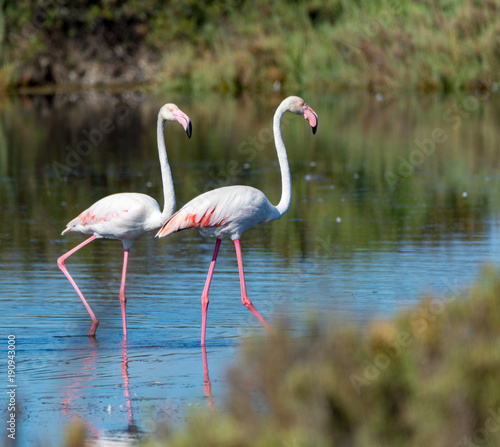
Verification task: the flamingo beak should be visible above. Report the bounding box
[173,109,193,139]
[303,105,318,135]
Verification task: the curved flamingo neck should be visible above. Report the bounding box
[274,101,292,217]
[157,116,176,220]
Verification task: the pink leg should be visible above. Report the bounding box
[119,249,130,339]
[201,238,222,346]
[234,240,269,330]
[201,346,215,412]
[57,235,99,336]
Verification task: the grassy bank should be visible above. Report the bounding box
[1,0,499,94]
[139,266,500,447]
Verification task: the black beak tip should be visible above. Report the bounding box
[312,125,317,135]
[186,121,193,139]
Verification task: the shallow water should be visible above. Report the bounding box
[2,90,500,445]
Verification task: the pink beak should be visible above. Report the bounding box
[303,105,318,134]
[172,109,193,138]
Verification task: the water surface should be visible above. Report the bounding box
[1,91,500,445]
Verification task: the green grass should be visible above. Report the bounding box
[1,0,500,94]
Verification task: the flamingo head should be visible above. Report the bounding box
[160,103,193,139]
[285,96,318,135]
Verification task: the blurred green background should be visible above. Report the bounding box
[1,0,499,94]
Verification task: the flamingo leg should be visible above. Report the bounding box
[201,238,222,346]
[202,346,215,412]
[234,239,269,330]
[119,249,130,339]
[57,235,99,336]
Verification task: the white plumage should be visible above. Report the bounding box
[159,185,280,240]
[62,192,164,248]
[157,96,318,346]
[58,103,192,338]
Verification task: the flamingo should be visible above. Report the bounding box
[156,96,318,345]
[57,103,192,338]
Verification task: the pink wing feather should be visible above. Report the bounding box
[157,195,227,237]
[157,185,277,239]
[62,208,128,234]
[62,192,161,239]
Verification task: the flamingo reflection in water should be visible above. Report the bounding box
[60,338,100,439]
[120,339,136,432]
[60,337,137,442]
[202,346,215,412]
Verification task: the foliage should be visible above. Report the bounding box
[1,0,500,93]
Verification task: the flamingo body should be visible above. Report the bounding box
[62,192,165,248]
[158,185,280,241]
[157,96,318,345]
[58,103,192,337]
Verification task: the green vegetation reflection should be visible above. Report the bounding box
[1,92,499,267]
